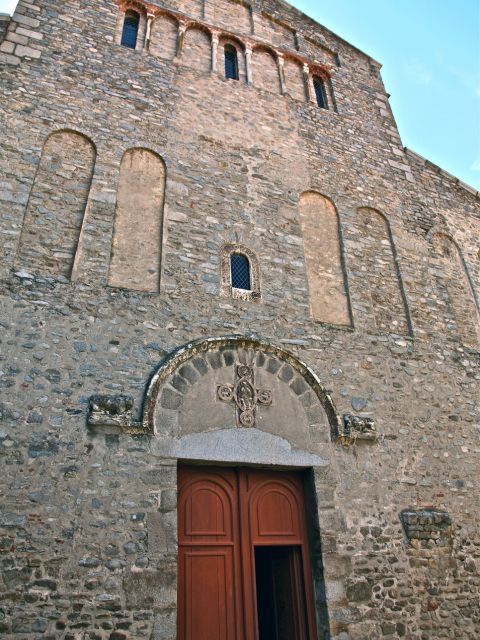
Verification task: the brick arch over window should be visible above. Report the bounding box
[149,13,179,60]
[115,2,147,51]
[15,129,96,279]
[344,207,413,336]
[298,191,351,326]
[251,46,281,94]
[431,231,479,348]
[220,243,261,301]
[220,37,246,80]
[108,148,166,293]
[182,26,212,72]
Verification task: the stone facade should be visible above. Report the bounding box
[0,0,479,639]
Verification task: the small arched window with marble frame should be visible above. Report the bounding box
[220,243,261,301]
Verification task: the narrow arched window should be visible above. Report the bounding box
[313,76,328,109]
[231,253,251,290]
[121,10,140,49]
[225,44,239,80]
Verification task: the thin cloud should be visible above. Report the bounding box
[404,59,433,86]
[447,65,480,99]
[471,159,480,173]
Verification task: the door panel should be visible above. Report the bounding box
[178,467,244,640]
[177,466,318,640]
[182,549,234,640]
[248,477,303,542]
[240,469,318,640]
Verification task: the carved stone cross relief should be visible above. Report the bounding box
[217,364,272,427]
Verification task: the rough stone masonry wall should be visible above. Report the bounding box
[0,0,479,639]
[0,14,10,42]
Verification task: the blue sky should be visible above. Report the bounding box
[1,0,479,188]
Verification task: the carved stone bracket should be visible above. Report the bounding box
[337,413,378,444]
[87,395,146,434]
[217,364,272,427]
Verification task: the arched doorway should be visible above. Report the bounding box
[177,465,318,640]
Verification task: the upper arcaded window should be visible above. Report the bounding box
[225,44,239,80]
[313,76,328,109]
[231,253,251,290]
[121,10,140,49]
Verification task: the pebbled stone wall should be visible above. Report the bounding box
[0,0,479,639]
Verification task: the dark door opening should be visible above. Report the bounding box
[255,546,308,640]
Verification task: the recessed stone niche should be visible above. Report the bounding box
[400,509,452,549]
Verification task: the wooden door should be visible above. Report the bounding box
[178,467,244,640]
[178,466,318,640]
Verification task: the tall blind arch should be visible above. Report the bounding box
[432,232,479,348]
[298,191,350,325]
[121,10,140,49]
[16,130,96,279]
[108,148,166,292]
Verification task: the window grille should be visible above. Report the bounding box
[225,45,239,80]
[121,11,139,49]
[231,253,251,290]
[313,76,328,109]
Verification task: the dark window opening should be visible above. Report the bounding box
[121,10,139,49]
[231,253,251,290]
[313,76,328,109]
[255,546,309,640]
[225,44,239,80]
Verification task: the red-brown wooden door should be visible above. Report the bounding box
[178,466,318,640]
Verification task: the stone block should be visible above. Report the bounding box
[12,12,40,28]
[5,32,29,44]
[140,466,176,486]
[124,568,176,610]
[152,611,176,639]
[15,26,43,39]
[0,52,20,64]
[15,44,41,58]
[0,41,15,53]
[147,511,177,554]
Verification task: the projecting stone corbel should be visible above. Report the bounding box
[337,413,378,445]
[87,395,147,434]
